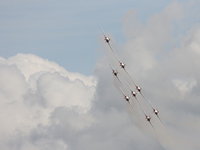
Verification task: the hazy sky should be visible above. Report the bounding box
[1,0,200,150]
[0,0,178,75]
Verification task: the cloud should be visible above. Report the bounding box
[0,54,96,149]
[0,53,165,150]
[116,1,200,150]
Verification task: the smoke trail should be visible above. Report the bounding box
[102,31,156,114]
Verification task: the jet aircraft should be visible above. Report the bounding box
[101,28,110,44]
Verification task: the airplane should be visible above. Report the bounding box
[146,115,151,122]
[131,90,137,97]
[107,61,118,76]
[153,109,159,115]
[119,87,130,102]
[107,61,123,85]
[136,86,141,93]
[120,62,125,69]
[119,87,135,110]
[124,95,130,102]
[104,36,110,43]
[145,115,155,130]
[153,109,163,124]
[101,28,110,44]
[112,69,118,76]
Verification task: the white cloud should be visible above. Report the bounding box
[0,54,96,149]
[0,54,96,86]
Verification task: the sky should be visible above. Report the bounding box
[1,0,200,150]
[0,0,181,75]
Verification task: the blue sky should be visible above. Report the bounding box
[0,0,178,75]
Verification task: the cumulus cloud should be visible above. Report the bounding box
[0,54,96,149]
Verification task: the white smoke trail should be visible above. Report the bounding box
[101,31,156,116]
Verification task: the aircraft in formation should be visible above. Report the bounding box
[101,28,163,130]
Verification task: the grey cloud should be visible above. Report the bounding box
[118,2,200,150]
